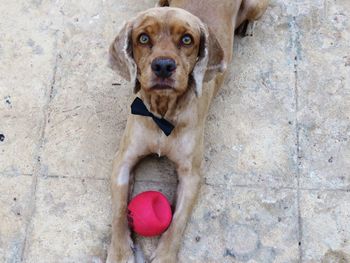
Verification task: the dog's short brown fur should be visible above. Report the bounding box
[107,1,268,262]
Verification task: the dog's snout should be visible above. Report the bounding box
[151,58,176,78]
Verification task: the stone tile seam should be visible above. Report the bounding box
[9,172,349,192]
[290,14,303,262]
[20,28,61,261]
[0,173,33,177]
[2,172,349,193]
[203,182,350,192]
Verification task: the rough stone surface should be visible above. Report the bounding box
[0,0,58,175]
[179,186,299,263]
[23,177,111,263]
[0,0,349,262]
[297,0,350,190]
[301,190,350,262]
[0,176,32,263]
[205,0,298,189]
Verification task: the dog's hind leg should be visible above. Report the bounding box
[235,0,269,36]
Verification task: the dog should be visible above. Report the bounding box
[107,0,269,262]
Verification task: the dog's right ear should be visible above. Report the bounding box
[109,22,138,92]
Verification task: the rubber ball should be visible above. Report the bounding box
[127,191,172,237]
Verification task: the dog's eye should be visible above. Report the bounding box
[181,34,193,46]
[139,34,150,44]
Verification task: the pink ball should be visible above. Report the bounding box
[127,191,172,237]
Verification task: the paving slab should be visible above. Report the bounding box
[22,177,111,263]
[0,114,42,176]
[300,190,350,262]
[297,0,350,189]
[179,185,299,263]
[38,0,123,180]
[0,175,32,263]
[0,0,59,175]
[204,0,298,189]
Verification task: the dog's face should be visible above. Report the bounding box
[110,7,225,96]
[131,10,201,95]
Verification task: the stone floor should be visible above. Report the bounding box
[0,0,349,262]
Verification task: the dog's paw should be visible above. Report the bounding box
[150,251,176,263]
[150,256,176,263]
[106,252,135,263]
[106,239,135,263]
[150,232,178,263]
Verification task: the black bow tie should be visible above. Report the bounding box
[131,97,175,136]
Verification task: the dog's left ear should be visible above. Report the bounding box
[109,21,139,93]
[192,24,226,96]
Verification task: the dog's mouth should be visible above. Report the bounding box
[150,78,175,90]
[151,84,173,90]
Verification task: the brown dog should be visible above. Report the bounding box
[107,0,268,262]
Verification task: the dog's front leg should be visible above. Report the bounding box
[151,158,202,263]
[107,145,142,263]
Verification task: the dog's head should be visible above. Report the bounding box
[110,7,225,96]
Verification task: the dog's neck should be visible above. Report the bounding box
[138,88,193,120]
[139,90,178,118]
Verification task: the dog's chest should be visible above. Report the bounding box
[155,133,167,157]
[153,130,196,160]
[136,118,196,159]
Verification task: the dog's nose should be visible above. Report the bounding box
[151,58,176,78]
